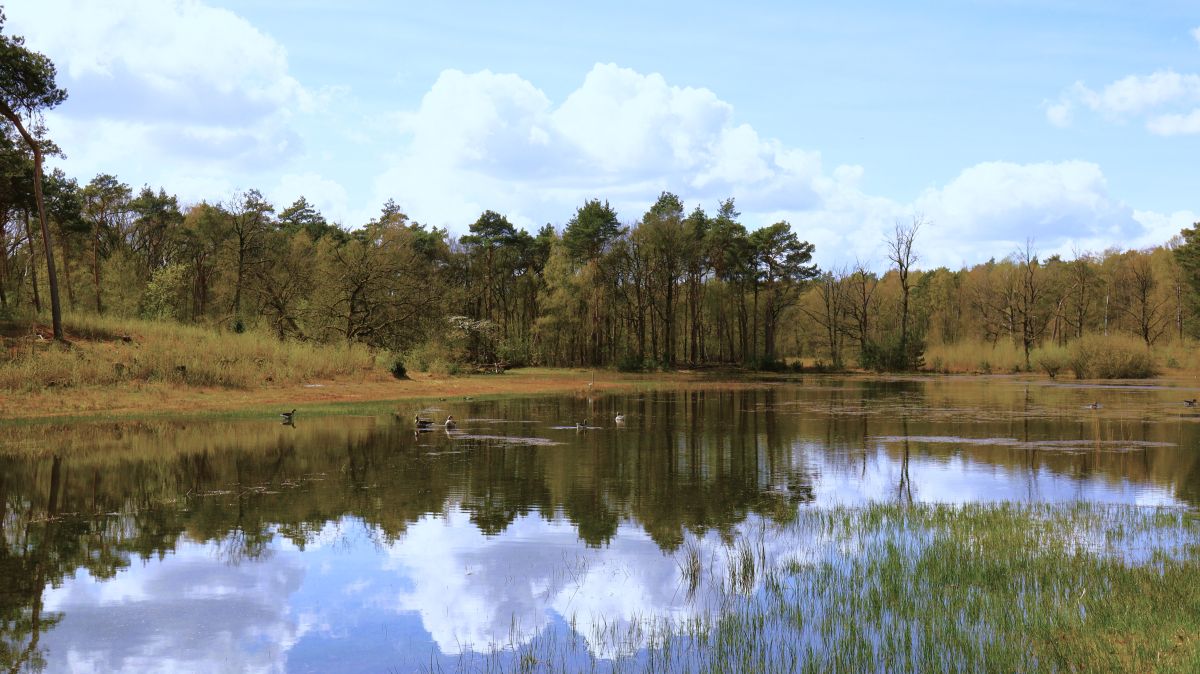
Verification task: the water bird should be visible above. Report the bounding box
[445,415,457,429]
[279,409,296,422]
[614,413,626,424]
[576,420,589,430]
[1185,399,1197,407]
[414,414,433,429]
[1086,402,1101,410]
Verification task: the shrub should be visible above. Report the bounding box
[861,335,925,372]
[616,354,646,372]
[1066,334,1158,379]
[753,357,788,372]
[1031,345,1068,379]
[389,359,407,379]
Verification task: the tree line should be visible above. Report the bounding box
[2,15,1199,372]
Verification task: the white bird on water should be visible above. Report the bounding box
[614,414,625,424]
[445,415,457,429]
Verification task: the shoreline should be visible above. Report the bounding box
[0,367,787,423]
[2,367,1197,424]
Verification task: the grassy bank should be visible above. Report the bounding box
[1,313,379,390]
[0,314,782,421]
[460,503,1200,673]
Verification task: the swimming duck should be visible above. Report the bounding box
[414,414,433,429]
[614,413,626,424]
[576,420,589,430]
[279,409,296,422]
[1185,399,1197,407]
[445,415,457,429]
[1086,402,1101,410]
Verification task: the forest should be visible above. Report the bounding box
[3,15,1200,378]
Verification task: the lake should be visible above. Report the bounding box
[2,376,1198,672]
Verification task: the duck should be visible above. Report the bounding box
[1185,399,1197,408]
[279,409,296,422]
[414,414,433,429]
[1086,402,1101,410]
[576,420,589,430]
[614,413,626,424]
[445,415,457,429]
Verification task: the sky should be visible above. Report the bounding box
[6,0,1199,268]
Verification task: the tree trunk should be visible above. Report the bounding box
[91,214,103,313]
[58,226,75,310]
[0,214,9,308]
[0,104,63,339]
[23,211,41,313]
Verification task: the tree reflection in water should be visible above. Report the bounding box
[0,379,1197,670]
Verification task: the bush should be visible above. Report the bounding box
[1066,334,1158,379]
[389,359,407,379]
[1031,345,1068,379]
[861,335,925,372]
[616,354,647,372]
[753,357,789,372]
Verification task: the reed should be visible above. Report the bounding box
[444,503,1200,673]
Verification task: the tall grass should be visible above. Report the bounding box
[0,313,378,390]
[926,334,1173,379]
[924,340,1025,374]
[444,503,1200,673]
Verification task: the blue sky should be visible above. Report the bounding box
[7,0,1199,267]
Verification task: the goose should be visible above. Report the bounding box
[414,414,433,429]
[614,413,626,424]
[279,409,296,422]
[576,420,589,430]
[445,415,457,429]
[1185,399,1197,408]
[1086,402,1101,410]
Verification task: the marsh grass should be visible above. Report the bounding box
[925,335,1177,379]
[0,313,378,390]
[924,340,1026,374]
[442,503,1200,673]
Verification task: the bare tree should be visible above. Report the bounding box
[1013,240,1048,370]
[887,216,922,363]
[844,260,879,356]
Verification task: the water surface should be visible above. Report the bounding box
[2,377,1198,671]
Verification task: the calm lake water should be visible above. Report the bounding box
[2,377,1198,672]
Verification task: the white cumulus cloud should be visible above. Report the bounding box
[1046,28,1200,135]
[7,0,315,202]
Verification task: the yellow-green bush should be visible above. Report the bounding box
[1066,334,1157,379]
[1030,344,1069,378]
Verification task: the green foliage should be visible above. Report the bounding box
[1067,334,1158,379]
[140,263,189,320]
[389,359,407,379]
[861,334,926,372]
[562,198,622,263]
[616,353,647,372]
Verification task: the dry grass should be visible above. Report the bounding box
[1,313,378,391]
[924,339,1026,374]
[926,334,1191,378]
